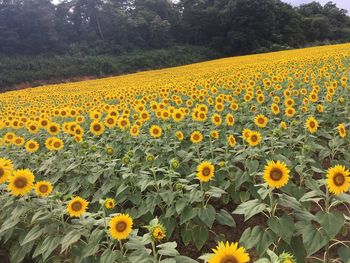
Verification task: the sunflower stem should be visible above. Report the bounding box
[119,240,124,255]
[200,182,205,208]
[269,191,275,217]
[151,240,158,263]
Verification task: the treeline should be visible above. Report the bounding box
[0,0,350,89]
[1,0,350,56]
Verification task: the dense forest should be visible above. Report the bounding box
[1,0,350,89]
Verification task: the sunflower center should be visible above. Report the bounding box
[270,168,283,181]
[53,142,61,148]
[202,167,211,177]
[309,121,315,128]
[251,135,258,142]
[333,173,345,186]
[93,124,101,131]
[258,118,264,124]
[220,255,238,263]
[29,143,35,149]
[0,167,4,177]
[194,134,199,140]
[72,201,82,211]
[39,185,48,193]
[14,177,28,188]
[107,118,114,124]
[116,221,127,232]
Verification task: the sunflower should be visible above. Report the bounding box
[225,114,235,126]
[285,107,296,118]
[338,123,346,138]
[190,131,203,144]
[50,137,64,151]
[246,131,261,146]
[254,114,268,128]
[197,161,215,182]
[172,109,185,122]
[13,136,25,146]
[7,169,35,196]
[109,214,133,240]
[175,131,184,141]
[25,140,39,153]
[210,130,219,139]
[149,125,162,138]
[152,225,166,241]
[47,122,60,135]
[271,103,280,115]
[280,121,287,129]
[105,198,115,209]
[228,134,236,147]
[211,114,222,126]
[242,129,251,141]
[208,241,250,263]
[35,181,53,197]
[305,116,318,133]
[263,161,290,189]
[0,159,11,184]
[67,196,89,217]
[326,165,350,195]
[90,121,105,136]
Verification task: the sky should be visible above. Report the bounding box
[283,0,350,12]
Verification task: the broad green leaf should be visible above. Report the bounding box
[198,205,216,228]
[192,225,208,250]
[302,224,328,256]
[233,199,267,221]
[21,225,43,246]
[267,215,295,244]
[216,209,236,227]
[316,211,344,239]
[60,230,81,253]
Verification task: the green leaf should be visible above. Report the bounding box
[302,223,328,256]
[216,209,236,227]
[100,248,120,263]
[316,211,344,239]
[338,246,350,263]
[157,242,179,257]
[180,206,197,225]
[42,236,61,261]
[198,205,216,228]
[233,199,267,221]
[192,225,208,250]
[20,225,43,246]
[267,215,295,244]
[174,256,198,263]
[60,230,81,253]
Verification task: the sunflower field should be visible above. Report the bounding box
[0,43,350,263]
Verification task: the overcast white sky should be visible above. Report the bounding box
[283,0,350,11]
[51,0,350,12]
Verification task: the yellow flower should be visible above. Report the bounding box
[0,158,12,184]
[190,131,203,144]
[338,123,346,138]
[7,169,35,196]
[152,225,166,241]
[109,214,133,240]
[90,121,105,136]
[305,116,318,133]
[35,181,53,197]
[208,241,250,263]
[197,161,214,182]
[246,131,261,146]
[67,197,89,217]
[326,165,350,195]
[285,107,296,118]
[228,134,236,147]
[149,125,162,138]
[175,131,184,141]
[254,114,268,128]
[105,198,115,209]
[25,140,39,153]
[263,161,290,189]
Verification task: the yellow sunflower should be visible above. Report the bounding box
[242,129,252,141]
[208,241,250,263]
[190,131,203,144]
[263,161,290,189]
[67,196,89,217]
[254,114,268,128]
[105,198,115,209]
[25,140,39,153]
[149,125,162,138]
[197,161,215,182]
[152,225,166,241]
[305,116,318,133]
[35,181,53,197]
[246,131,261,146]
[90,121,105,136]
[109,214,133,240]
[7,169,35,196]
[228,134,236,147]
[285,107,296,118]
[175,131,184,141]
[338,123,346,138]
[326,165,350,195]
[0,159,12,184]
